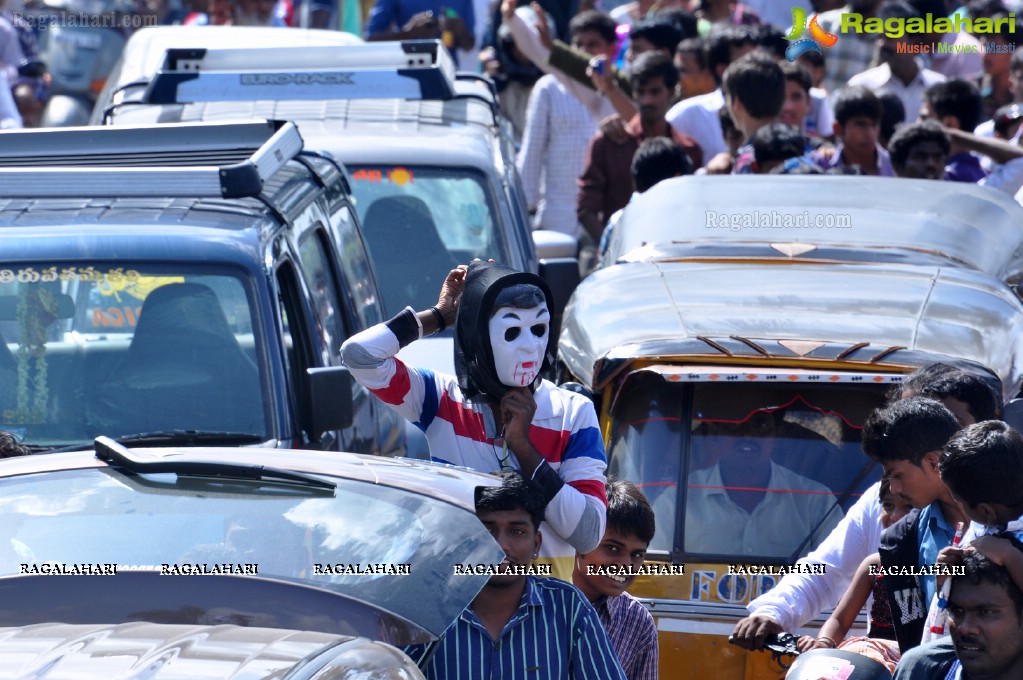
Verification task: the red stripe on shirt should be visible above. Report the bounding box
[371,360,412,406]
[529,426,571,464]
[569,479,608,505]
[437,391,490,443]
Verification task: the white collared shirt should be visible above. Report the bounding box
[847,62,947,122]
[667,88,726,163]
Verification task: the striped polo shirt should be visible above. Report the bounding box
[342,323,608,580]
[405,576,627,679]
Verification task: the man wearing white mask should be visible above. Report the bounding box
[341,261,607,581]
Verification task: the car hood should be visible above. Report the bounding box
[0,622,423,679]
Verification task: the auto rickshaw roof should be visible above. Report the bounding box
[605,175,1023,281]
[558,260,1023,397]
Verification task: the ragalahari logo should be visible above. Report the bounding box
[784,7,839,61]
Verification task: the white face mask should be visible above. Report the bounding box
[488,303,550,387]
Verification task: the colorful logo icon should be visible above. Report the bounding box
[784,7,839,61]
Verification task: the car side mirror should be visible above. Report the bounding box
[539,257,580,342]
[305,366,353,440]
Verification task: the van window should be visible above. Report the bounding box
[608,375,885,561]
[0,263,265,448]
[349,165,512,317]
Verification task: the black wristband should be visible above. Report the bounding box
[530,460,565,505]
[385,306,421,348]
[429,305,446,333]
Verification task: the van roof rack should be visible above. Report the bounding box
[142,40,458,106]
[0,119,303,199]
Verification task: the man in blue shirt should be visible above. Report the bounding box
[406,470,626,679]
[364,0,475,52]
[861,396,969,653]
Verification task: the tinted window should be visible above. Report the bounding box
[0,264,266,448]
[349,165,511,317]
[297,228,345,360]
[608,374,885,561]
[327,202,383,331]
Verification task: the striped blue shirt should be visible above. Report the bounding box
[405,576,627,679]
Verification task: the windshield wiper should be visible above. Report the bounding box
[93,436,337,490]
[45,430,266,453]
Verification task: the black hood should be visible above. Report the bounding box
[454,261,554,401]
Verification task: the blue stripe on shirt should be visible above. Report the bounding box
[415,367,439,432]
[404,576,626,680]
[562,426,607,462]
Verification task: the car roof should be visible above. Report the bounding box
[606,175,1023,279]
[103,26,364,96]
[559,260,1023,397]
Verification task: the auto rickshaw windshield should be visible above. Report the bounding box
[608,374,886,561]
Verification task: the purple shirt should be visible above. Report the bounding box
[813,142,894,177]
[945,152,988,183]
[594,591,658,680]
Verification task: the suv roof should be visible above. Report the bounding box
[0,120,405,456]
[0,119,306,199]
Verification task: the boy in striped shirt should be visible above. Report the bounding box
[406,470,626,679]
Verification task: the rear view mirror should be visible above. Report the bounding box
[305,366,353,440]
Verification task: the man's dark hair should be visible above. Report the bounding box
[967,0,1009,19]
[629,51,680,90]
[797,48,824,71]
[990,12,1023,43]
[862,396,961,466]
[475,470,546,530]
[887,120,950,168]
[940,421,1023,508]
[706,24,759,84]
[751,123,805,166]
[656,7,698,41]
[722,51,785,120]
[893,362,1002,422]
[675,37,707,70]
[607,478,655,545]
[631,137,692,192]
[781,62,812,94]
[753,23,787,60]
[880,0,921,22]
[925,79,983,133]
[832,86,882,126]
[492,283,546,312]
[953,537,1023,618]
[0,430,28,458]
[878,92,906,147]
[629,16,683,54]
[718,104,737,133]
[569,10,617,44]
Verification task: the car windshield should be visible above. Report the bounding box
[608,374,886,561]
[0,263,267,448]
[349,165,511,318]
[0,466,502,639]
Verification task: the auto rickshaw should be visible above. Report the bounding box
[559,177,1023,679]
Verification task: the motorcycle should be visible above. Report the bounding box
[36,0,133,126]
[731,633,893,680]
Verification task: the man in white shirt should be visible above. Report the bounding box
[667,24,758,164]
[517,11,617,241]
[847,2,946,122]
